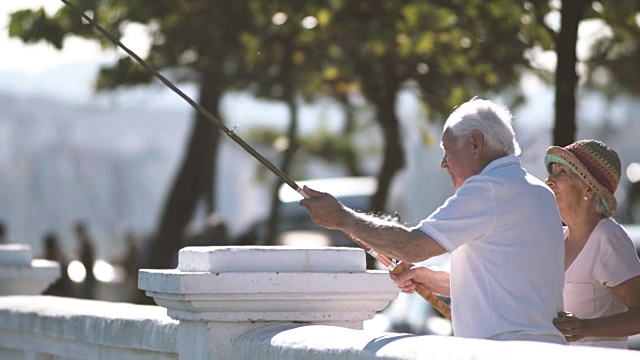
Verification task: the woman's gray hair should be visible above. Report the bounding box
[595,197,607,217]
[443,98,521,156]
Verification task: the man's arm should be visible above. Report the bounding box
[391,262,451,296]
[299,186,446,263]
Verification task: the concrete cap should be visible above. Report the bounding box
[177,246,365,273]
[0,244,33,266]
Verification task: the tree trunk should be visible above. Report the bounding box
[263,95,299,246]
[340,98,364,177]
[369,66,404,213]
[358,61,405,268]
[553,0,589,146]
[148,73,222,269]
[264,41,299,246]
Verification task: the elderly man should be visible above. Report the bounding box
[300,98,566,343]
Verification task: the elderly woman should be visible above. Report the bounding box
[545,139,640,348]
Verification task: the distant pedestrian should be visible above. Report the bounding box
[0,220,7,244]
[118,231,141,302]
[42,232,75,297]
[73,220,97,299]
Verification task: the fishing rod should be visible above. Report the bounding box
[346,231,451,320]
[59,0,451,320]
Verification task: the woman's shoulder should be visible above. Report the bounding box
[596,218,629,235]
[592,218,635,250]
[591,219,640,284]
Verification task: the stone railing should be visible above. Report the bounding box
[0,296,178,359]
[0,244,59,295]
[1,245,639,359]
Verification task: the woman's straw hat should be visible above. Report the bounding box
[545,139,621,217]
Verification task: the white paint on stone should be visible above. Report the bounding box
[177,246,365,272]
[0,244,32,266]
[0,245,60,295]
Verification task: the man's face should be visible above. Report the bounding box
[440,129,479,190]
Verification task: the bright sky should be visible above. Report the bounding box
[1,1,149,73]
[2,1,92,72]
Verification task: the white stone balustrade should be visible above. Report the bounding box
[0,244,60,295]
[236,324,640,360]
[0,296,178,359]
[1,245,640,359]
[138,246,400,360]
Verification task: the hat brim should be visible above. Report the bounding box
[545,146,617,217]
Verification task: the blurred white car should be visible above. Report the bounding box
[235,176,377,247]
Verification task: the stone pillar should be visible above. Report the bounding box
[0,244,60,295]
[139,246,399,360]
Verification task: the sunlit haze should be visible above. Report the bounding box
[1,1,149,73]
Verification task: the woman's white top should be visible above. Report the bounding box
[564,218,640,348]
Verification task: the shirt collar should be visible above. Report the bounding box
[480,155,521,175]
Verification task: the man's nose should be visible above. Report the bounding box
[440,156,447,169]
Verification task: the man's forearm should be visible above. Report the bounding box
[341,209,445,263]
[426,268,451,297]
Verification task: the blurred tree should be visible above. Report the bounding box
[314,1,538,210]
[524,0,640,146]
[526,0,589,147]
[554,0,590,147]
[583,1,640,96]
[232,1,546,249]
[9,0,255,269]
[237,1,324,245]
[1,0,471,277]
[318,0,640,206]
[10,0,637,260]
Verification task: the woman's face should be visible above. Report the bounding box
[545,163,589,218]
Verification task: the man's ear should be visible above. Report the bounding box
[469,129,484,158]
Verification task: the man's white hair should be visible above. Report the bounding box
[442,98,521,156]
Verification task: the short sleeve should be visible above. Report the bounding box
[417,176,496,252]
[594,222,640,287]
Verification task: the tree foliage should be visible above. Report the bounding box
[9,0,639,272]
[303,1,543,210]
[523,0,640,146]
[10,0,255,273]
[582,1,640,96]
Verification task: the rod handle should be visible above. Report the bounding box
[390,265,452,320]
[347,233,452,320]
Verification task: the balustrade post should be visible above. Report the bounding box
[139,246,399,360]
[0,244,60,295]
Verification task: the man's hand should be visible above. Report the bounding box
[553,311,586,342]
[390,263,449,296]
[299,186,348,230]
[389,262,417,293]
